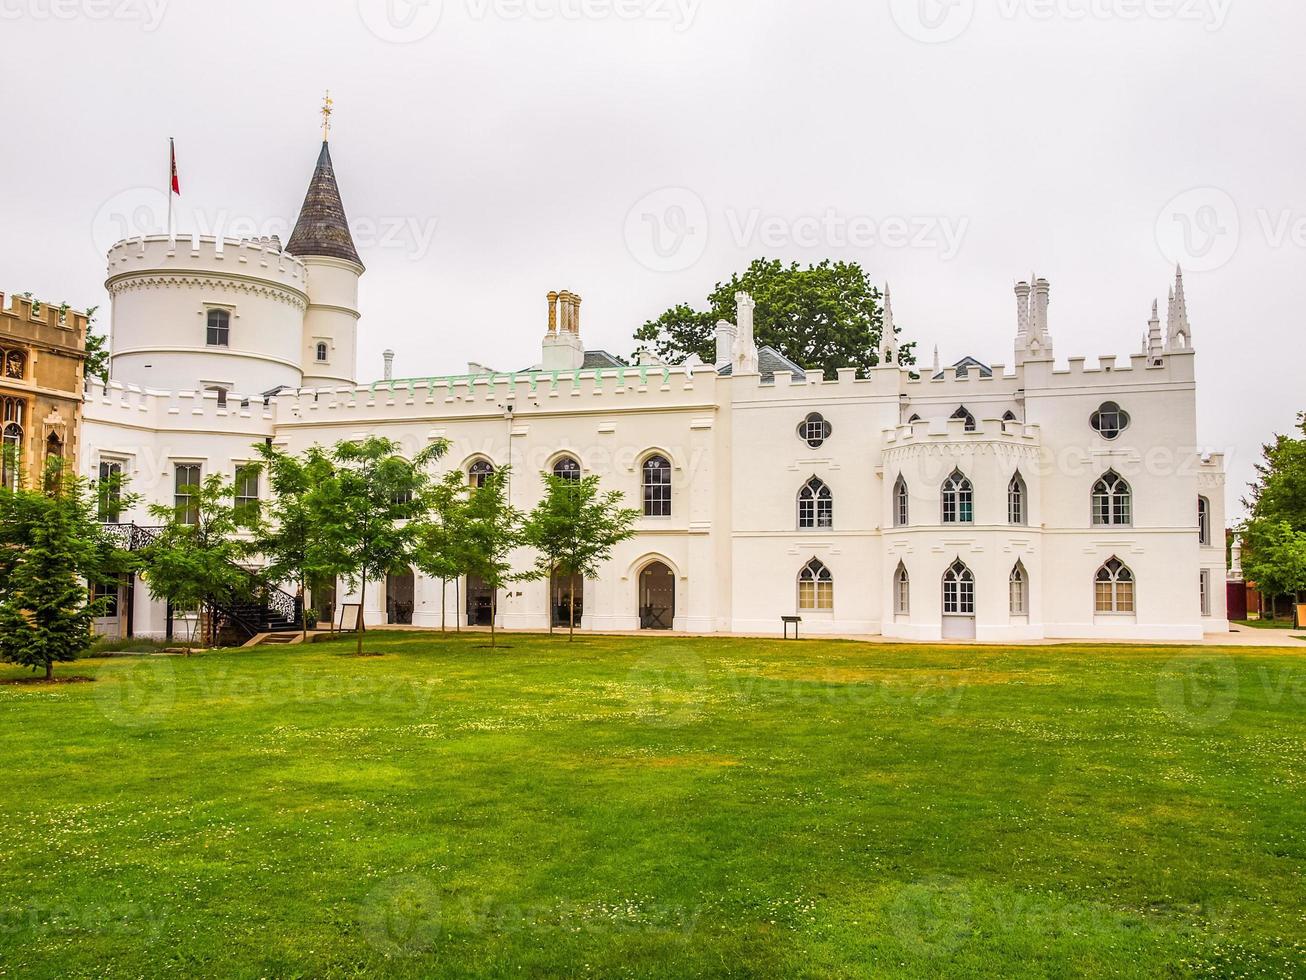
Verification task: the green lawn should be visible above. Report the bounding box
[1,634,1303,978]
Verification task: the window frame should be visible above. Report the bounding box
[893,475,910,528]
[97,457,126,522]
[1091,471,1132,527]
[206,308,231,348]
[1094,557,1136,615]
[942,470,974,525]
[315,341,329,363]
[943,559,976,616]
[641,454,672,518]
[174,463,203,526]
[1009,561,1028,616]
[468,459,496,489]
[798,558,834,612]
[552,456,582,482]
[1091,401,1130,441]
[233,463,261,522]
[1198,496,1211,546]
[797,413,832,449]
[894,562,910,616]
[1008,471,1027,526]
[797,476,833,530]
[952,406,977,432]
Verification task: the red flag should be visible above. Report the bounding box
[169,139,180,196]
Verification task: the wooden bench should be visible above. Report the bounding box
[781,615,802,639]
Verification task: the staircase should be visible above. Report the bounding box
[104,523,304,642]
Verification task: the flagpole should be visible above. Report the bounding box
[167,137,174,242]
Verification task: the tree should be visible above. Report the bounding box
[1242,412,1306,618]
[631,258,915,379]
[253,443,336,641]
[523,474,639,641]
[307,437,446,656]
[0,461,125,680]
[81,305,109,385]
[144,472,258,649]
[413,471,471,633]
[460,467,527,649]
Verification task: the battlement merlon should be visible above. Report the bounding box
[0,290,90,341]
[882,416,1042,446]
[105,235,308,292]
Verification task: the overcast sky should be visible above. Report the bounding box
[2,0,1302,514]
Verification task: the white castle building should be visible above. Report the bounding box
[81,136,1229,642]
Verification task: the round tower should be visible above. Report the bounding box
[286,141,364,388]
[105,234,309,395]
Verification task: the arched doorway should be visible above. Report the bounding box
[466,575,494,627]
[639,561,676,630]
[551,569,583,629]
[386,568,415,625]
[942,559,976,640]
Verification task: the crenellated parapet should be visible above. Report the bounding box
[106,235,309,308]
[84,378,277,429]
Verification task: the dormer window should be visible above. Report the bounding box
[207,309,230,347]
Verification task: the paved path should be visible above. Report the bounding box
[365,624,1306,648]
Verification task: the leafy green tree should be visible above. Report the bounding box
[308,437,446,656]
[413,471,472,633]
[0,461,125,680]
[631,258,914,378]
[523,474,639,641]
[144,472,258,649]
[460,467,527,649]
[1242,412,1306,618]
[77,305,109,385]
[252,443,336,640]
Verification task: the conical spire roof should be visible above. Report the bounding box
[287,141,363,268]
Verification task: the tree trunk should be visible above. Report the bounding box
[300,576,308,643]
[356,570,367,656]
[456,577,461,633]
[45,660,53,681]
[569,584,576,643]
[490,588,497,649]
[441,579,447,633]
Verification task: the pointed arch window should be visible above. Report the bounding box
[1198,496,1211,546]
[1,397,24,492]
[798,477,833,529]
[952,406,977,431]
[798,558,834,611]
[1008,471,1027,526]
[469,459,496,489]
[1095,558,1135,614]
[942,559,975,615]
[1003,410,1018,423]
[642,454,672,517]
[893,475,909,528]
[908,414,922,424]
[1009,561,1028,616]
[894,562,910,616]
[553,456,582,481]
[1092,471,1132,526]
[942,470,974,524]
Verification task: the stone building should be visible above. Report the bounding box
[77,135,1229,641]
[0,291,88,490]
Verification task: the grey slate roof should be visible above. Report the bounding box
[717,346,808,383]
[934,355,992,379]
[286,142,364,268]
[582,350,626,370]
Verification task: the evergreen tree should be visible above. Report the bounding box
[308,437,446,656]
[0,461,124,680]
[523,474,639,641]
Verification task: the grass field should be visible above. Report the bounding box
[1,633,1303,978]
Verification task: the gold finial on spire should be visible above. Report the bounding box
[320,90,334,141]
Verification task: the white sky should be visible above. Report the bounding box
[1,0,1302,515]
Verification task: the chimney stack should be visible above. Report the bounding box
[547,291,559,334]
[541,288,585,372]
